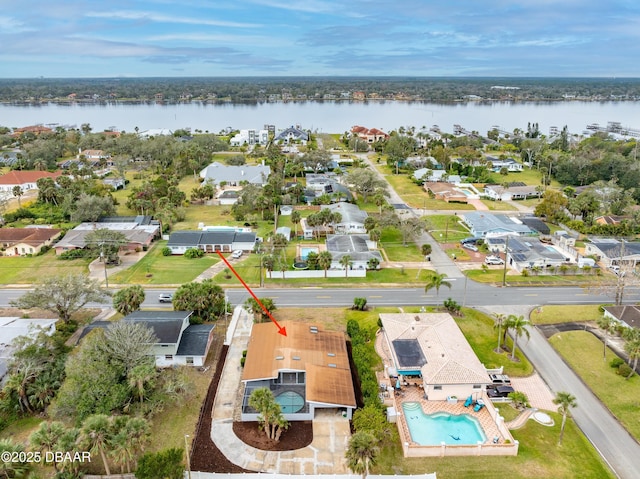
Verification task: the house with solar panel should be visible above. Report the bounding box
[379,313,491,401]
[240,321,357,421]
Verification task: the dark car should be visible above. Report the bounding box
[487,385,515,398]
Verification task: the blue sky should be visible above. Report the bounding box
[1,0,639,78]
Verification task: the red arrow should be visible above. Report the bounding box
[216,252,287,336]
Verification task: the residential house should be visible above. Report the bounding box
[54,216,159,255]
[325,234,382,270]
[520,217,550,235]
[300,217,332,240]
[303,174,353,203]
[216,190,240,205]
[0,228,62,256]
[505,236,568,272]
[461,212,534,238]
[379,313,491,401]
[584,238,640,268]
[594,215,627,226]
[484,185,539,201]
[199,162,271,187]
[485,156,523,172]
[241,321,357,421]
[0,170,62,193]
[424,182,468,203]
[230,129,269,147]
[603,305,640,329]
[321,203,368,234]
[166,230,257,254]
[274,126,309,145]
[79,312,214,368]
[275,226,291,241]
[350,125,389,143]
[0,317,57,380]
[11,125,53,138]
[413,169,461,184]
[77,149,111,162]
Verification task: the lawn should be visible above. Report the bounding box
[425,214,469,243]
[374,416,613,478]
[263,267,436,287]
[530,304,604,325]
[379,227,424,261]
[479,199,518,211]
[110,241,218,285]
[466,269,601,285]
[549,330,640,442]
[0,250,91,284]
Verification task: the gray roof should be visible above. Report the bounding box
[123,311,192,344]
[507,237,566,263]
[167,230,256,247]
[322,203,367,225]
[167,231,202,247]
[199,162,270,185]
[176,324,215,356]
[589,239,640,258]
[462,212,533,237]
[274,126,309,142]
[326,234,383,263]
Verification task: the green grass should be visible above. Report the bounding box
[379,227,424,261]
[479,199,519,211]
[263,267,435,287]
[374,416,613,478]
[550,330,640,442]
[466,269,601,285]
[456,308,533,376]
[530,305,604,325]
[109,241,218,285]
[425,214,469,243]
[0,250,91,284]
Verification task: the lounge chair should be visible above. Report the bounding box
[464,395,473,407]
[474,399,485,412]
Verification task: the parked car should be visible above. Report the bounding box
[485,256,504,265]
[489,373,511,385]
[460,237,482,245]
[232,250,243,259]
[158,293,173,303]
[487,385,515,398]
[462,243,479,252]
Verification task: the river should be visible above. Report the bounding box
[1,100,638,136]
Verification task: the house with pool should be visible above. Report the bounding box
[378,313,518,457]
[240,321,357,421]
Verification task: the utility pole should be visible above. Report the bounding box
[502,235,510,287]
[184,435,192,479]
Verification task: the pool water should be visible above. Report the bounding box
[275,391,305,414]
[402,402,486,445]
[301,247,319,260]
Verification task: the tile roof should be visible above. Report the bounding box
[604,305,640,329]
[379,313,489,385]
[0,228,61,244]
[0,170,62,185]
[242,321,356,408]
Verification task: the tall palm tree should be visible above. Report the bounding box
[505,315,530,360]
[29,421,66,471]
[345,431,379,479]
[81,414,113,475]
[492,313,506,352]
[127,363,157,403]
[596,315,617,361]
[553,392,577,445]
[623,327,640,379]
[317,251,333,278]
[339,255,353,278]
[424,272,452,306]
[291,210,301,239]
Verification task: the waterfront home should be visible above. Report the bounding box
[0,170,62,193]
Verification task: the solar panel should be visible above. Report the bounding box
[392,339,427,368]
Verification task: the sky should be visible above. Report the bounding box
[1,0,640,78]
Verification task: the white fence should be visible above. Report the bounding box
[266,269,366,279]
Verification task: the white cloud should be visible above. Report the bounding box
[85,10,260,28]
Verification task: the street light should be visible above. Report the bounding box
[184,434,192,479]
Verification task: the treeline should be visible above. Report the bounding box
[2,77,640,103]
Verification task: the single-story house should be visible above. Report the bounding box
[379,313,491,401]
[0,170,63,193]
[321,203,368,234]
[0,317,57,381]
[603,305,640,329]
[584,238,640,268]
[166,230,257,254]
[199,161,271,187]
[520,217,551,235]
[594,215,628,226]
[11,125,53,138]
[280,205,293,216]
[274,126,310,144]
[79,311,214,368]
[300,217,332,240]
[485,156,523,172]
[414,169,461,184]
[78,149,111,162]
[506,236,568,272]
[275,226,291,241]
[0,227,62,256]
[241,321,357,421]
[103,178,125,190]
[217,190,240,205]
[55,216,159,255]
[484,185,539,201]
[424,182,468,203]
[461,212,534,238]
[325,234,382,270]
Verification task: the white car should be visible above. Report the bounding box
[485,256,504,265]
[231,250,243,259]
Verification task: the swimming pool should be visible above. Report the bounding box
[275,391,305,414]
[300,247,319,260]
[402,402,486,445]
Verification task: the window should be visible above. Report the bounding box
[186,357,194,365]
[433,385,442,391]
[473,384,481,389]
[165,355,173,360]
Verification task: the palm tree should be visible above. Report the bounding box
[30,421,66,471]
[424,272,452,306]
[505,315,530,360]
[553,392,577,445]
[113,285,146,316]
[248,387,287,440]
[0,439,31,479]
[492,313,506,352]
[291,210,301,239]
[345,431,379,479]
[12,185,23,208]
[596,315,617,361]
[127,363,157,403]
[623,328,640,379]
[317,251,333,278]
[81,414,113,475]
[339,254,353,278]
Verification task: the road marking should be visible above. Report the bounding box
[316,295,332,299]
[369,295,383,298]
[525,294,538,297]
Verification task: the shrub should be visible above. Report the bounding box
[617,363,633,377]
[136,448,184,479]
[240,357,246,367]
[184,247,204,259]
[610,357,625,369]
[58,249,94,260]
[161,247,172,256]
[443,297,461,315]
[352,297,368,311]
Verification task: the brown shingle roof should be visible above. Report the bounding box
[0,228,61,245]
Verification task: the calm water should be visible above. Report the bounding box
[1,100,638,136]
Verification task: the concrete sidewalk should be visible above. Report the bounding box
[210,307,351,474]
